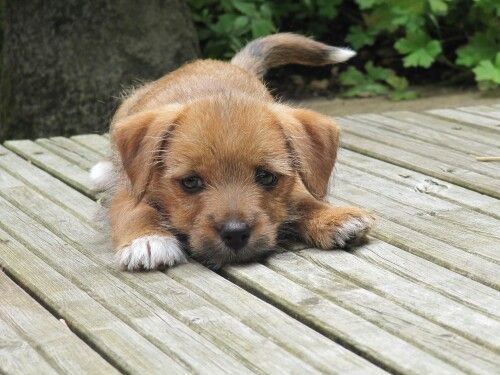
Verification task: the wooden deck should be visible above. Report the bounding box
[0,104,499,374]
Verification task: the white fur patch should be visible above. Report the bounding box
[332,215,374,248]
[116,235,187,271]
[329,47,356,63]
[89,160,114,191]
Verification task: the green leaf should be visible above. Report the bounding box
[473,54,500,84]
[355,0,381,10]
[386,75,409,91]
[365,62,394,81]
[233,1,257,17]
[428,0,449,15]
[391,1,426,31]
[456,32,500,68]
[474,0,500,17]
[346,26,377,49]
[317,0,340,18]
[395,31,442,68]
[259,4,273,19]
[250,18,275,38]
[233,16,249,30]
[339,67,366,86]
[211,14,237,34]
[390,90,418,101]
[363,7,397,33]
[339,61,415,99]
[343,83,388,97]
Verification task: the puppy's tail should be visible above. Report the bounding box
[231,33,355,79]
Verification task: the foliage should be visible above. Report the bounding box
[188,0,500,99]
[340,62,417,100]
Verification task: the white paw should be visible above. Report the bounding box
[332,215,374,248]
[116,235,187,271]
[89,160,114,191]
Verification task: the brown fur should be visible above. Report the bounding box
[104,33,374,270]
[231,33,354,78]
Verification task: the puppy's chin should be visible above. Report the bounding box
[189,237,276,270]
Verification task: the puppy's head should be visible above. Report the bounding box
[112,95,339,268]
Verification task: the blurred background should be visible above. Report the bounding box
[0,0,498,141]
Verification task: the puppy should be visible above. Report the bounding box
[91,33,374,271]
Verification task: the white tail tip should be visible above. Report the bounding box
[90,160,114,191]
[330,47,356,63]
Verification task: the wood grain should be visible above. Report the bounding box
[0,271,118,374]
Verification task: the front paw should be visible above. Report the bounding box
[116,235,187,271]
[302,207,374,250]
[331,213,374,249]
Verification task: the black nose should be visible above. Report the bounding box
[220,219,250,251]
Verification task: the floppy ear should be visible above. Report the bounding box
[111,104,183,200]
[273,106,340,200]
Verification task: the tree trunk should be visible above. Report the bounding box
[0,0,199,140]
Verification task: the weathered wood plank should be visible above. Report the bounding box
[0,276,58,375]
[345,238,500,319]
[36,137,102,170]
[293,246,500,351]
[117,270,328,374]
[383,111,500,148]
[265,252,500,375]
[0,146,96,223]
[3,140,93,196]
[0,271,118,374]
[166,262,386,375]
[0,228,188,374]
[223,264,464,375]
[71,134,110,156]
[333,165,500,262]
[457,105,500,121]
[338,129,500,198]
[339,117,500,178]
[349,113,500,156]
[0,324,57,375]
[329,181,500,279]
[338,148,500,219]
[362,210,500,289]
[427,108,500,133]
[0,174,321,374]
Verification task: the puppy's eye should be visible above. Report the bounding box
[255,168,278,188]
[181,175,204,193]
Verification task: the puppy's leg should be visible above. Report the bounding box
[293,189,374,249]
[109,189,187,271]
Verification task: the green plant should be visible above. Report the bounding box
[189,0,276,58]
[340,62,417,100]
[188,0,500,99]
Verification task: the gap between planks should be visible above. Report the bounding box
[339,116,500,179]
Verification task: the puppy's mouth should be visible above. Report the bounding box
[187,237,276,270]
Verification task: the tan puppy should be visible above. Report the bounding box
[91,33,374,271]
